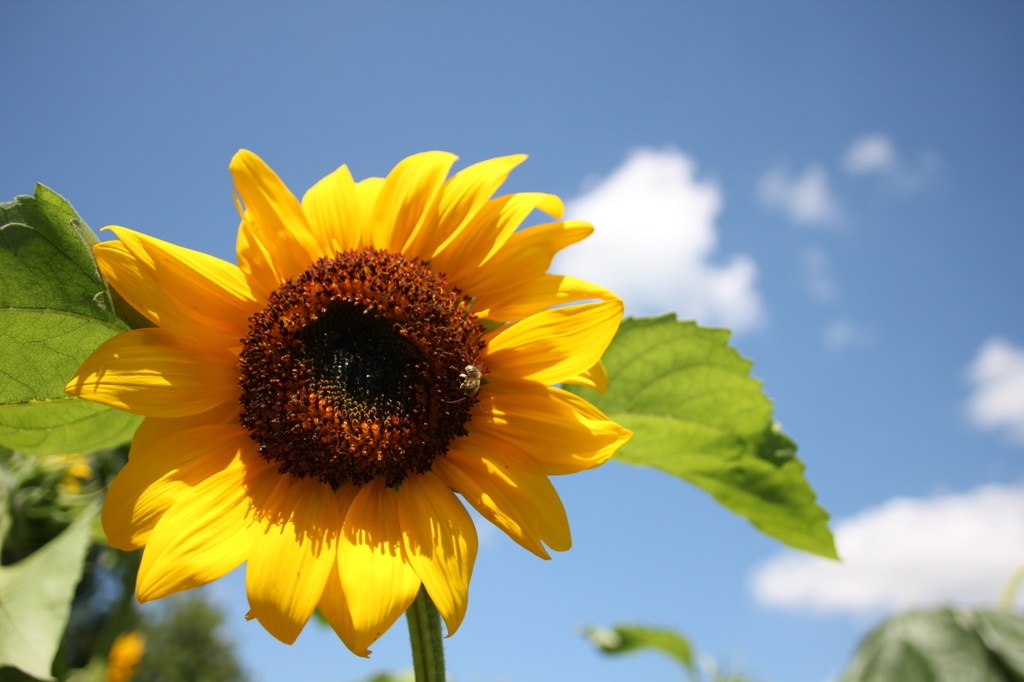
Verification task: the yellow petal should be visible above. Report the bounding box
[484,299,623,386]
[367,151,457,253]
[475,380,632,475]
[318,558,365,655]
[96,227,257,349]
[246,477,340,644]
[408,154,528,261]
[103,409,250,550]
[432,193,563,283]
[435,437,571,559]
[563,359,609,394]
[301,170,386,253]
[315,487,361,654]
[235,209,280,302]
[473,274,617,322]
[323,479,421,655]
[350,177,386,250]
[65,328,239,417]
[457,220,593,301]
[396,472,477,636]
[136,458,274,602]
[440,156,529,224]
[301,164,362,256]
[230,149,321,291]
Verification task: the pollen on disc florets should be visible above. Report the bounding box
[238,248,485,488]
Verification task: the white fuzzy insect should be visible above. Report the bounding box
[458,364,483,397]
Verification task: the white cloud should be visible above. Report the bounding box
[843,134,898,175]
[750,484,1024,614]
[965,337,1024,444]
[801,246,838,303]
[823,317,875,352]
[757,165,842,227]
[558,148,764,332]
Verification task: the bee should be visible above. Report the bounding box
[458,364,483,397]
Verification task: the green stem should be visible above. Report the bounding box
[999,562,1024,610]
[406,585,446,682]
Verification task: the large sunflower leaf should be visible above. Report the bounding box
[840,608,1024,682]
[0,399,141,456]
[0,506,97,681]
[0,186,141,456]
[565,314,836,558]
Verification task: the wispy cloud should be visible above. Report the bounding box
[843,134,898,175]
[801,246,838,303]
[559,148,765,332]
[823,317,875,352]
[965,337,1024,444]
[750,484,1024,614]
[757,165,842,227]
[843,133,941,190]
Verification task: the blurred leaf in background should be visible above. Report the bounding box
[0,504,96,681]
[132,592,250,682]
[0,448,139,681]
[584,623,762,682]
[585,623,694,668]
[840,607,1024,682]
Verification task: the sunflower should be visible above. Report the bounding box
[66,150,631,655]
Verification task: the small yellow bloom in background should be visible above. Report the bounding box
[67,150,631,655]
[106,631,145,682]
[41,454,93,495]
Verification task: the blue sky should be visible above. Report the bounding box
[4,2,1024,680]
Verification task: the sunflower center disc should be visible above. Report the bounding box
[238,248,484,488]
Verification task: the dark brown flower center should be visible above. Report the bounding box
[238,248,484,488]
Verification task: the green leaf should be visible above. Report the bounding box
[0,667,47,682]
[0,186,141,455]
[0,400,140,456]
[0,506,98,681]
[974,611,1024,676]
[841,608,1024,682]
[566,314,836,558]
[62,659,105,682]
[0,448,11,549]
[584,623,694,669]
